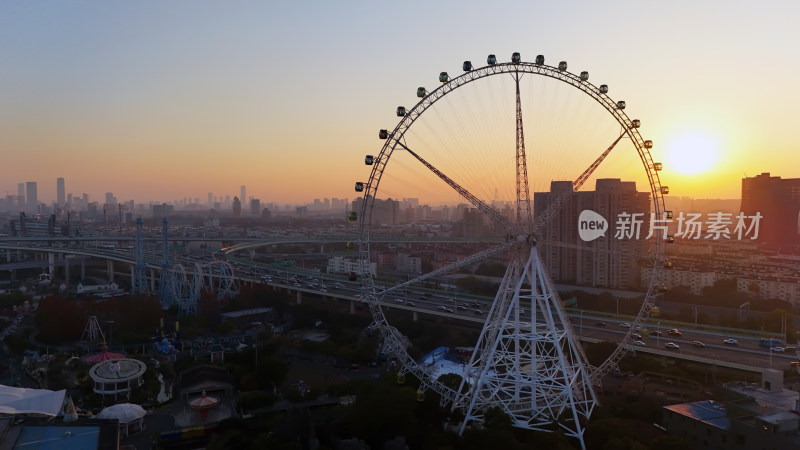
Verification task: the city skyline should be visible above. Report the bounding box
[2,173,770,220]
[2,2,799,203]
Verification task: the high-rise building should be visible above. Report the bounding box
[240,186,246,205]
[534,178,650,290]
[152,203,174,218]
[250,198,260,216]
[352,197,399,226]
[17,183,25,205]
[741,172,800,248]
[56,177,65,207]
[25,182,37,212]
[208,192,213,207]
[232,196,241,217]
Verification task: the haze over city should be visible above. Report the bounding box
[2,1,799,204]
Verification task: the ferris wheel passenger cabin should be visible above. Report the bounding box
[396,106,406,117]
[417,87,427,98]
[462,61,473,71]
[439,72,449,82]
[487,54,497,65]
[535,54,545,65]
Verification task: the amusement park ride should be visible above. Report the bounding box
[353,53,670,449]
[156,218,239,315]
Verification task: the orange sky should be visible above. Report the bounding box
[1,2,798,206]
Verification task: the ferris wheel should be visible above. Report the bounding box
[355,52,668,447]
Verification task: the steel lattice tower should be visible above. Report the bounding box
[132,217,149,296]
[456,247,596,446]
[455,73,596,449]
[159,218,173,307]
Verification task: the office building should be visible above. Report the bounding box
[25,181,37,212]
[741,172,800,248]
[232,197,241,217]
[56,177,65,207]
[534,178,650,290]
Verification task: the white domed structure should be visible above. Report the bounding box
[96,403,147,436]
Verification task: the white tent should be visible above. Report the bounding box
[96,403,147,436]
[0,384,66,417]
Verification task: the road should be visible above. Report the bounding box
[251,269,799,372]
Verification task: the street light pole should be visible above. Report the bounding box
[657,321,661,348]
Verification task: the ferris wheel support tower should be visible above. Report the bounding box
[132,217,149,296]
[456,73,595,446]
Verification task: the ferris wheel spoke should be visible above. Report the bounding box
[379,239,520,297]
[514,74,532,227]
[395,140,520,234]
[531,131,627,237]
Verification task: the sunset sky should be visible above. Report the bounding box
[2,1,799,206]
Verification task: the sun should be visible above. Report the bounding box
[663,131,720,175]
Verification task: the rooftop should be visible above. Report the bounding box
[664,400,731,430]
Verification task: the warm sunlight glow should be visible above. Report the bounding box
[664,131,720,175]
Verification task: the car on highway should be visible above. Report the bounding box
[650,330,662,336]
[632,340,646,346]
[666,329,682,337]
[595,322,607,327]
[692,341,706,348]
[665,342,680,350]
[394,298,403,304]
[406,302,416,307]
[473,309,483,315]
[771,346,785,352]
[723,338,738,345]
[619,322,631,328]
[790,361,800,367]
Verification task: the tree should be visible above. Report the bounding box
[649,435,692,450]
[482,406,512,430]
[437,373,465,392]
[584,418,634,449]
